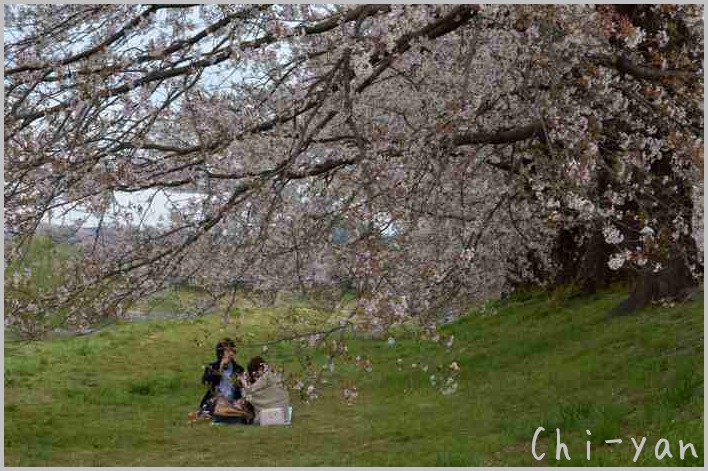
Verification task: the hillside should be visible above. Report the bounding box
[4,287,703,466]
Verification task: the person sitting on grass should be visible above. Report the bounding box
[189,338,245,421]
[239,356,291,425]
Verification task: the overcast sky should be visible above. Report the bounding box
[47,190,203,229]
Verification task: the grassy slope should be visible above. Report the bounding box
[4,288,703,466]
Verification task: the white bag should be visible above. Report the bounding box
[258,406,292,426]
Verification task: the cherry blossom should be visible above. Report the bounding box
[4,4,703,340]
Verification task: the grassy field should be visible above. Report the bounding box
[4,287,703,466]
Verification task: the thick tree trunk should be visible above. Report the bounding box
[624,245,698,312]
[622,155,701,312]
[551,226,624,294]
[551,146,623,293]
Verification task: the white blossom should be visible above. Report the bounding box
[603,225,624,245]
[608,252,628,271]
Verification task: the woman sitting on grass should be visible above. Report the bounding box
[189,338,246,421]
[239,356,291,425]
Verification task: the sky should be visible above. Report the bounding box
[7,6,221,230]
[47,190,203,229]
[9,5,311,230]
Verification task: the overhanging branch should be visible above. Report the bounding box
[590,54,697,83]
[452,121,544,146]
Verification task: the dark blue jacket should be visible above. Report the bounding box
[198,359,245,413]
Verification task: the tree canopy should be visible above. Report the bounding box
[4,4,704,337]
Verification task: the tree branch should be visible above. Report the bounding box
[357,5,479,92]
[591,53,697,83]
[452,121,544,146]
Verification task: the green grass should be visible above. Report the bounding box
[4,287,703,466]
[4,236,82,337]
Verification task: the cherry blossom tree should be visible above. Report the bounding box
[4,4,703,339]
